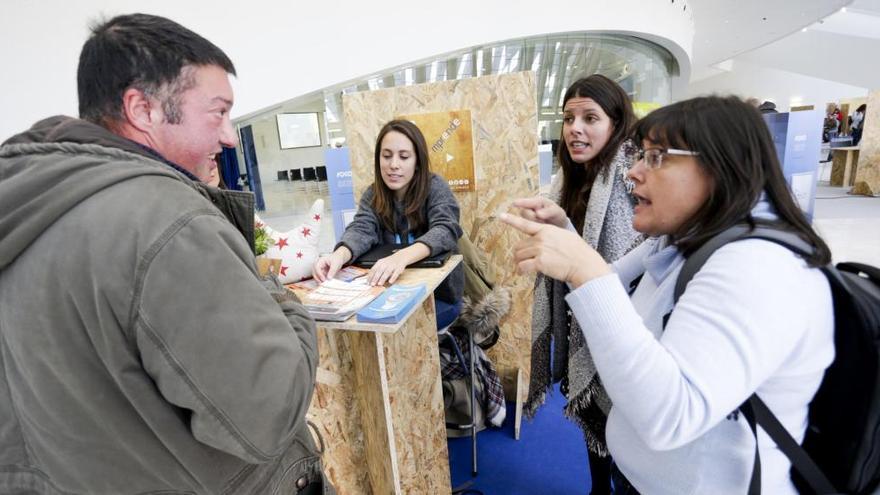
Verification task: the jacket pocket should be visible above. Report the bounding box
[271,423,335,495]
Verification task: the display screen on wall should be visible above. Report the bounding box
[276,113,322,149]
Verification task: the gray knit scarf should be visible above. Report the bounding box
[525,140,644,456]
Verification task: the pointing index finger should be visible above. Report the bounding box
[499,212,542,235]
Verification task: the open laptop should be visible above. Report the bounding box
[353,243,451,268]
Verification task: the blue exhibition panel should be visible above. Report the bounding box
[763,110,823,221]
[324,147,357,243]
[538,144,553,187]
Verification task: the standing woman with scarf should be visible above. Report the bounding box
[503,95,834,495]
[521,74,644,493]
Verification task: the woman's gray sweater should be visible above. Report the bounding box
[337,173,464,303]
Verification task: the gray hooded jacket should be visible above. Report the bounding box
[0,116,325,494]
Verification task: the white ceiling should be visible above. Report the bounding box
[733,0,880,90]
[3,0,876,141]
[689,0,853,82]
[814,3,880,39]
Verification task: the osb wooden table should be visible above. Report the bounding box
[300,255,462,494]
[830,146,860,187]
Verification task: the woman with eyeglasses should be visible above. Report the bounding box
[521,74,645,494]
[502,96,833,494]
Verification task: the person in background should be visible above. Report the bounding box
[823,103,841,142]
[519,74,644,494]
[313,119,464,328]
[851,103,867,145]
[503,95,833,494]
[758,100,779,114]
[0,13,329,494]
[208,155,223,187]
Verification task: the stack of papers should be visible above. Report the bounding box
[287,265,368,291]
[300,278,384,322]
[356,284,427,324]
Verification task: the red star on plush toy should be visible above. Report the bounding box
[255,198,324,284]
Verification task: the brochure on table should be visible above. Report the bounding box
[287,265,367,291]
[356,284,427,324]
[297,268,384,322]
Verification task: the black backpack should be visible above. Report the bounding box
[672,224,880,495]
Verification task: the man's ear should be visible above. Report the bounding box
[121,88,159,133]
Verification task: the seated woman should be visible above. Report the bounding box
[502,96,833,494]
[313,119,464,328]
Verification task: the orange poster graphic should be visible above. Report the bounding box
[397,110,476,192]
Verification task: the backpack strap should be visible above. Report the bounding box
[673,224,838,495]
[745,395,838,495]
[673,224,814,303]
[739,400,763,495]
[838,261,880,281]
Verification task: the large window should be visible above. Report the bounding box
[322,33,677,146]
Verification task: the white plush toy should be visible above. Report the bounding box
[256,198,324,284]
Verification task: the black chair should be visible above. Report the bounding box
[302,167,317,181]
[276,170,289,181]
[290,168,302,181]
[439,324,479,476]
[315,165,328,181]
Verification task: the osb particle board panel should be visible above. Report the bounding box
[348,331,399,495]
[307,329,371,494]
[342,71,538,398]
[853,90,880,196]
[382,296,450,493]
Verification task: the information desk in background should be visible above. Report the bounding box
[830,146,861,188]
[291,255,463,494]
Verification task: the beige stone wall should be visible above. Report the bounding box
[853,90,880,196]
[342,71,538,397]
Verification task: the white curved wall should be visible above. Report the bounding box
[1,0,694,142]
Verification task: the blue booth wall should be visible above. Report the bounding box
[764,110,823,221]
[324,147,357,243]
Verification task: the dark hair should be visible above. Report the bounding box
[77,13,235,128]
[633,95,831,266]
[857,103,867,113]
[371,120,432,233]
[558,74,637,233]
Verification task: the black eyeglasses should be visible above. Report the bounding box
[633,148,700,170]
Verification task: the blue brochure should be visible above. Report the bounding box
[356,284,427,324]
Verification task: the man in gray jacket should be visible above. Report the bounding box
[0,13,328,494]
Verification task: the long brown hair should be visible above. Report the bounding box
[632,95,831,266]
[371,119,432,233]
[558,74,637,234]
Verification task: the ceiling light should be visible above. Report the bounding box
[802,27,808,32]
[841,7,847,13]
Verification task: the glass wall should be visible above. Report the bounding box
[322,32,678,146]
[233,32,677,221]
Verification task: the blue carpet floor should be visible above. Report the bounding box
[448,382,592,494]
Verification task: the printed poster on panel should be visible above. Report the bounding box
[397,110,476,192]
